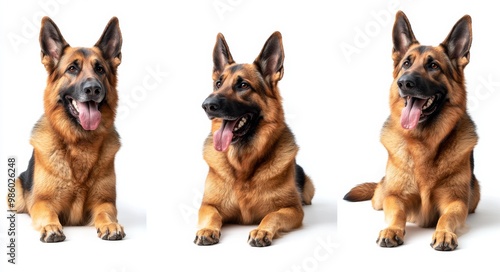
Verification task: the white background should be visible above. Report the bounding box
[1,0,499,271]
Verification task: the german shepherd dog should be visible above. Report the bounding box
[344,11,480,251]
[194,32,315,247]
[12,17,125,242]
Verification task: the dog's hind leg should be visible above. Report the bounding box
[295,164,315,205]
[12,178,27,213]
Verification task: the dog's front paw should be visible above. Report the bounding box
[431,230,458,251]
[194,228,220,245]
[377,228,404,247]
[248,229,273,247]
[97,223,125,240]
[40,224,66,243]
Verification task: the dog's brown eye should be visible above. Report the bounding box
[95,65,105,74]
[429,63,440,70]
[402,60,411,68]
[236,81,251,91]
[215,80,222,89]
[67,65,77,73]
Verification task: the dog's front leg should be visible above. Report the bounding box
[430,200,468,251]
[248,206,304,247]
[377,195,406,247]
[30,200,66,242]
[195,204,223,245]
[91,202,125,240]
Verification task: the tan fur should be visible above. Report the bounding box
[11,16,125,242]
[344,11,480,251]
[195,32,314,247]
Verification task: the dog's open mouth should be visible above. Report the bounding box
[213,113,253,152]
[66,96,102,131]
[400,94,441,130]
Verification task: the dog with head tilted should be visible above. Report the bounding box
[195,32,315,247]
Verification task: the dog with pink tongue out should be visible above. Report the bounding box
[344,10,480,251]
[12,16,125,243]
[195,31,315,247]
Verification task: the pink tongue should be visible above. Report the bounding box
[77,101,101,130]
[213,119,238,152]
[400,97,426,130]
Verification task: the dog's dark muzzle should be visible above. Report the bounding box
[202,95,223,117]
[202,94,261,122]
[201,95,239,119]
[397,73,441,98]
[398,74,424,97]
[79,78,106,103]
[397,73,446,130]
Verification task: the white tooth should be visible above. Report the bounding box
[235,117,247,131]
[423,97,433,110]
[72,100,79,112]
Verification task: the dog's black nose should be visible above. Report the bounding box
[82,78,104,102]
[202,96,223,113]
[397,75,416,91]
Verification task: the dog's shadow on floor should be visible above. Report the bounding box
[303,197,337,227]
[463,197,500,234]
[402,224,434,244]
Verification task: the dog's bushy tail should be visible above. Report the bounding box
[343,182,378,202]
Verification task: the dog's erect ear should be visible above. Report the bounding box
[441,15,472,68]
[95,17,122,66]
[213,33,234,77]
[392,11,418,66]
[254,31,284,83]
[39,16,69,72]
